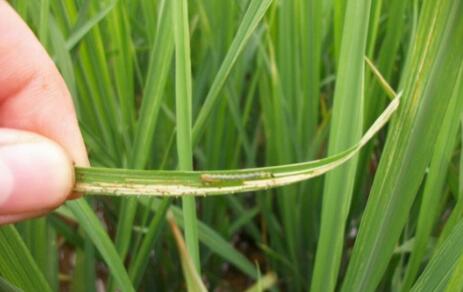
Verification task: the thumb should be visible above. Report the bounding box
[0,129,74,215]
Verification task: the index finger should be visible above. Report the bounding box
[0,1,88,166]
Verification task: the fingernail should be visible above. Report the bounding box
[0,130,74,214]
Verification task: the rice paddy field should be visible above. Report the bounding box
[1,0,463,291]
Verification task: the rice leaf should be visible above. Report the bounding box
[341,0,463,290]
[65,0,117,50]
[167,211,207,292]
[244,272,277,292]
[0,225,51,292]
[128,198,171,287]
[401,55,463,292]
[138,197,258,278]
[66,199,135,292]
[0,276,21,292]
[411,218,463,291]
[192,0,273,144]
[173,0,200,271]
[311,0,371,290]
[75,94,400,197]
[444,255,463,292]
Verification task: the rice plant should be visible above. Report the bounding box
[1,0,462,291]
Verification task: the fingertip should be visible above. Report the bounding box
[0,129,74,214]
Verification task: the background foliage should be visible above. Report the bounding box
[1,0,463,291]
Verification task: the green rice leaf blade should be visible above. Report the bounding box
[341,1,463,291]
[66,0,117,50]
[75,94,400,197]
[311,0,371,290]
[401,54,463,292]
[66,199,135,292]
[192,0,273,144]
[0,225,51,292]
[173,0,200,271]
[411,219,463,292]
[0,276,22,292]
[138,198,258,279]
[167,212,207,292]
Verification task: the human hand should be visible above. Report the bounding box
[0,1,89,224]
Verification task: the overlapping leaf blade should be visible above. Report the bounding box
[0,225,51,292]
[341,0,463,290]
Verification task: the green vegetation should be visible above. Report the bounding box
[2,0,463,291]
